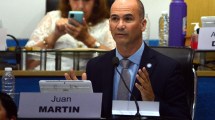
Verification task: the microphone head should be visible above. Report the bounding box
[112,57,119,67]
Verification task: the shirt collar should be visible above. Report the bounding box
[116,41,145,65]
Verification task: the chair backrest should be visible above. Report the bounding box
[46,0,59,13]
[151,46,195,117]
[108,0,115,9]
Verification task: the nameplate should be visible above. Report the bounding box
[0,28,7,50]
[198,27,215,50]
[18,92,102,118]
[112,100,160,116]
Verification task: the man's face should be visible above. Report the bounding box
[0,101,7,120]
[109,0,146,47]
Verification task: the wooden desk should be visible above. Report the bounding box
[197,70,215,77]
[0,70,214,78]
[0,70,214,120]
[0,70,84,77]
[0,70,84,93]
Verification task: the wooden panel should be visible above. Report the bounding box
[0,70,214,77]
[185,0,215,60]
[185,0,215,36]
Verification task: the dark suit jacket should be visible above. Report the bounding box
[86,45,190,119]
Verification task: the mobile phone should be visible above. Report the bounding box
[68,11,84,25]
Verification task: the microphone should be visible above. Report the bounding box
[112,57,141,119]
[7,34,21,50]
[7,34,21,70]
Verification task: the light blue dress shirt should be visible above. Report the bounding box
[113,42,145,100]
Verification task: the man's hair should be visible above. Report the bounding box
[136,0,145,19]
[58,0,109,26]
[0,92,17,119]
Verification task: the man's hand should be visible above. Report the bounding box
[135,67,155,101]
[64,69,87,80]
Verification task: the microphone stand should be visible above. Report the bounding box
[7,34,21,70]
[7,34,21,50]
[115,66,142,120]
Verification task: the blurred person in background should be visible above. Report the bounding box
[25,0,116,70]
[0,92,17,120]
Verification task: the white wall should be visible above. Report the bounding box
[141,0,171,39]
[0,0,45,39]
[0,0,171,39]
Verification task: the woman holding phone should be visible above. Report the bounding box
[26,0,115,70]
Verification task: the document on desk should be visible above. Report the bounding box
[0,28,7,50]
[112,100,160,116]
[198,27,215,50]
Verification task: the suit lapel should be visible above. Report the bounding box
[100,50,116,108]
[101,49,115,92]
[104,47,157,101]
[131,45,157,100]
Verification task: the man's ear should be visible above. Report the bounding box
[141,19,147,32]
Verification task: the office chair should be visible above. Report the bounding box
[46,0,58,13]
[151,46,196,120]
[108,0,115,9]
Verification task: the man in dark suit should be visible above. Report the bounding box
[65,0,190,119]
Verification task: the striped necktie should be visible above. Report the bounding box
[117,59,131,100]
